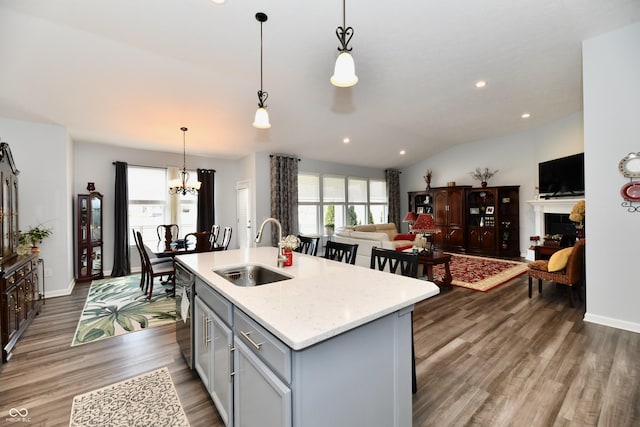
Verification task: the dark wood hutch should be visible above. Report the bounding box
[408,185,520,257]
[0,142,42,363]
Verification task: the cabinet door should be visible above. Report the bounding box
[447,189,466,227]
[447,226,466,248]
[433,190,448,226]
[194,297,211,390]
[234,338,292,427]
[468,227,495,252]
[5,287,19,341]
[210,312,233,427]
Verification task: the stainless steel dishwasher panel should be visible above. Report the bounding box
[175,261,195,369]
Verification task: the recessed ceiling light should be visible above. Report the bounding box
[211,0,226,4]
[475,80,487,88]
[400,150,406,155]
[521,112,531,119]
[343,137,350,144]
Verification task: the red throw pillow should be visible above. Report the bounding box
[395,245,414,251]
[394,233,416,241]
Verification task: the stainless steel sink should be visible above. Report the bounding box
[213,264,292,287]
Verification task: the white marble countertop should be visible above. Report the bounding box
[176,247,440,350]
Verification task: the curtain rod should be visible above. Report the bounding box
[269,154,301,161]
[112,161,216,172]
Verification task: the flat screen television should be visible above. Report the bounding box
[538,153,585,198]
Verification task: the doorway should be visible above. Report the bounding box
[236,181,252,249]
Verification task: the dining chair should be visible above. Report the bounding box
[135,231,175,298]
[213,226,232,251]
[132,229,173,290]
[209,224,221,248]
[157,224,179,243]
[295,235,320,256]
[369,246,419,394]
[184,231,215,252]
[323,240,358,264]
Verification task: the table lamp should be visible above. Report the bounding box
[402,211,418,232]
[411,213,440,253]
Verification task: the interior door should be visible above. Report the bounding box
[236,182,252,249]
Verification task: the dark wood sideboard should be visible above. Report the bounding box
[0,142,42,363]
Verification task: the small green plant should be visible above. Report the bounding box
[19,224,53,247]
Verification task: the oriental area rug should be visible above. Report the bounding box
[69,367,190,427]
[72,274,177,346]
[431,253,528,292]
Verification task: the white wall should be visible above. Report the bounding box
[582,22,640,332]
[400,112,584,254]
[0,117,74,297]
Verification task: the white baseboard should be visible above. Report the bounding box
[584,312,640,334]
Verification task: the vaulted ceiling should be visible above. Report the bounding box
[1,0,639,168]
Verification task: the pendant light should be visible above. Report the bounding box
[168,127,201,196]
[330,0,358,87]
[253,12,271,129]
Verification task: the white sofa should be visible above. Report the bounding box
[332,223,422,267]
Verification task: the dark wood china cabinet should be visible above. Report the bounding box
[0,142,42,363]
[75,190,104,282]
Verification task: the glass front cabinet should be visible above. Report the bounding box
[75,192,104,282]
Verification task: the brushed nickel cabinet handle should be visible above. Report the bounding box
[240,330,263,351]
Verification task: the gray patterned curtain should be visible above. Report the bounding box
[386,169,401,230]
[270,154,299,245]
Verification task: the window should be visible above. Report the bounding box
[128,165,198,247]
[297,173,388,235]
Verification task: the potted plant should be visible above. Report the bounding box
[470,167,499,187]
[19,224,53,253]
[279,235,300,267]
[324,223,335,236]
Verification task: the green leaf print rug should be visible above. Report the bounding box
[72,275,177,346]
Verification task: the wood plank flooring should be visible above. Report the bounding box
[1,275,638,426]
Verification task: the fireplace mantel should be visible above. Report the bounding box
[527,198,584,237]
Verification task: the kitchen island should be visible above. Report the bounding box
[176,247,439,427]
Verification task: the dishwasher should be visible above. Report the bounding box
[175,261,195,369]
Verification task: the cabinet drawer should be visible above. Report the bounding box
[234,309,291,383]
[195,278,232,326]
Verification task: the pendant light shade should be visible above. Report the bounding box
[331,0,358,88]
[253,12,271,129]
[330,52,358,87]
[253,107,271,129]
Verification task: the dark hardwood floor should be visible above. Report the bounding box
[1,275,638,426]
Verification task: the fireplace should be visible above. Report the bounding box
[527,198,583,238]
[545,213,576,237]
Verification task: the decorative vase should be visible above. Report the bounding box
[575,225,585,240]
[481,181,488,188]
[283,248,293,267]
[31,247,40,254]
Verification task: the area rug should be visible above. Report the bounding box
[431,253,528,292]
[69,367,190,427]
[72,274,177,346]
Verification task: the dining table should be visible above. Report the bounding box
[154,239,197,257]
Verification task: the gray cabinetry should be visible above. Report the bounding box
[194,281,233,426]
[193,278,415,427]
[234,337,292,427]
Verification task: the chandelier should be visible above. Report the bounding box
[330,0,358,87]
[253,12,271,129]
[168,127,201,196]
